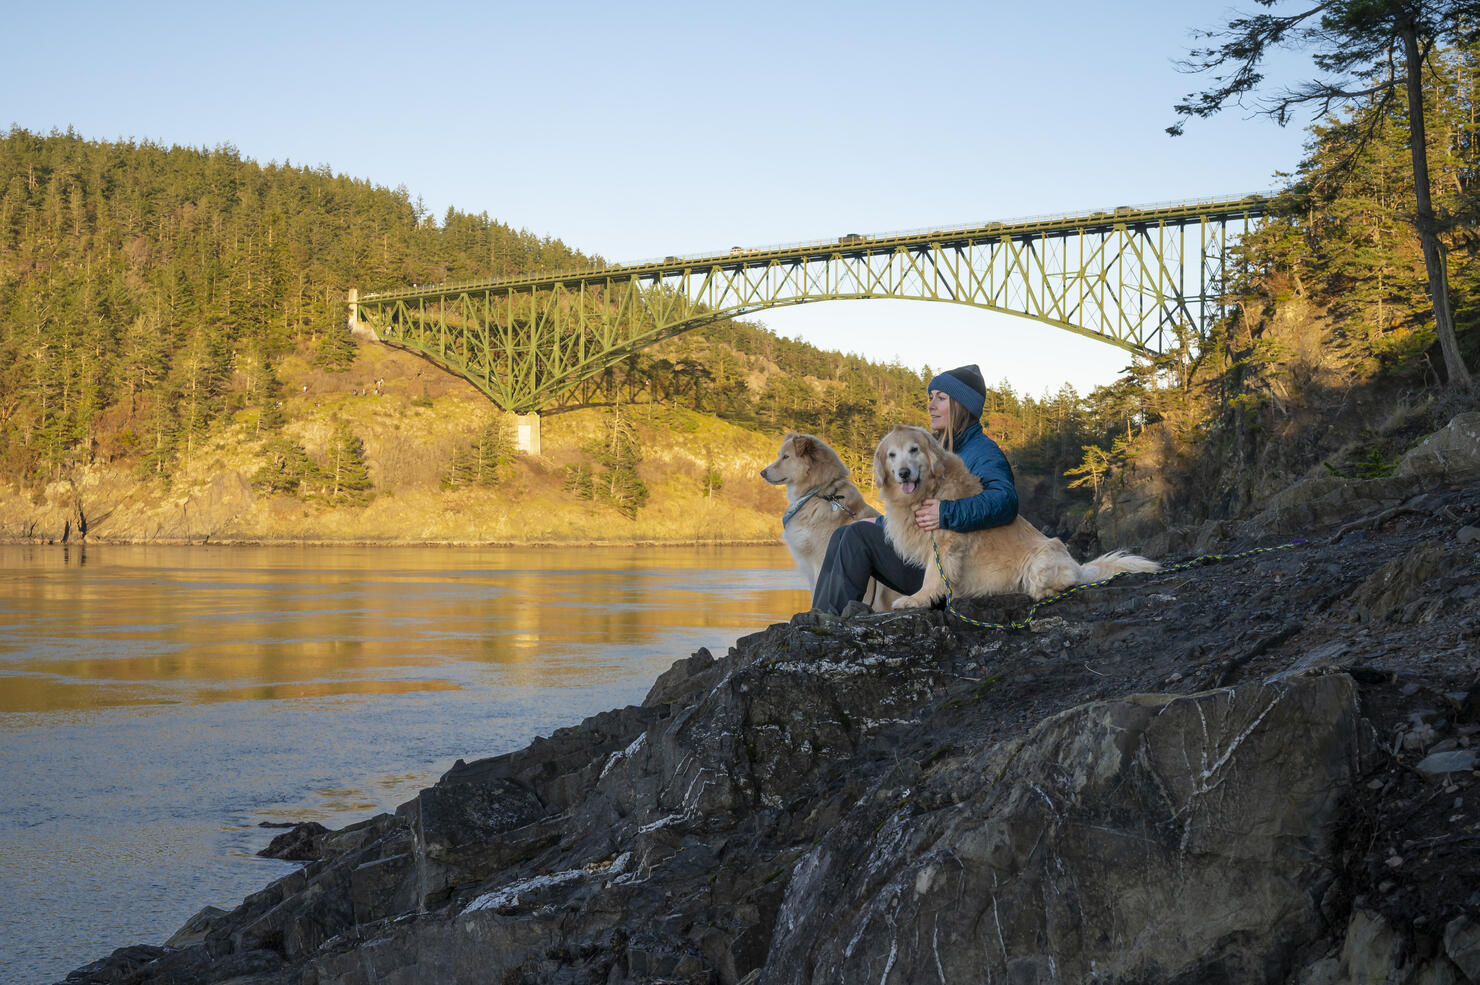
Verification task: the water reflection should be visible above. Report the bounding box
[0,543,809,985]
[0,544,810,715]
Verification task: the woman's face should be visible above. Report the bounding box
[928,390,952,431]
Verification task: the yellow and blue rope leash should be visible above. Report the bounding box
[929,536,1308,631]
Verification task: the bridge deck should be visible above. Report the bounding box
[359,192,1272,301]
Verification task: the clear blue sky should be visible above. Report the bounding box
[6,0,1315,397]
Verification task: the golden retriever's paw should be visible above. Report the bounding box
[892,594,934,609]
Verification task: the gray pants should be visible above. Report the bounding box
[810,520,925,615]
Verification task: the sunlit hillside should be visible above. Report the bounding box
[0,128,1116,544]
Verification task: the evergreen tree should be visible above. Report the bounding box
[700,447,723,500]
[1065,444,1114,500]
[1208,39,1480,389]
[248,347,288,436]
[171,326,231,463]
[572,406,648,519]
[562,462,595,499]
[253,437,318,495]
[443,417,515,488]
[325,420,373,506]
[596,407,648,519]
[311,290,358,370]
[1171,0,1480,389]
[138,391,180,480]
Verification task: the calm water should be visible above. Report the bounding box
[0,543,810,985]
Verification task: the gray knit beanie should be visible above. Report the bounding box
[927,364,986,418]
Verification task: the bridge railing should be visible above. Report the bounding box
[357,191,1277,300]
[637,190,1277,269]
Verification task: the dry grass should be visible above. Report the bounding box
[3,341,806,545]
[79,357,788,544]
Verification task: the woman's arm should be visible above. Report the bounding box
[937,441,1018,532]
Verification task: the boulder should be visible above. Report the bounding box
[257,822,328,862]
[1416,749,1479,777]
[1445,915,1480,981]
[763,675,1364,984]
[1396,411,1480,483]
[1349,543,1455,624]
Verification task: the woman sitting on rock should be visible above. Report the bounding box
[811,363,1020,615]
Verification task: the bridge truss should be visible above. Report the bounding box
[351,194,1268,414]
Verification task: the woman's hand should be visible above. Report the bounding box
[914,499,942,531]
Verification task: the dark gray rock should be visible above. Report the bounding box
[163,906,228,948]
[1350,542,1455,623]
[60,945,170,985]
[763,675,1364,984]
[257,822,328,862]
[1446,915,1480,981]
[1416,749,1479,776]
[1396,412,1480,483]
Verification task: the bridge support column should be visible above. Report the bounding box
[515,413,541,455]
[347,288,379,342]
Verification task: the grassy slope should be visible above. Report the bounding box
[0,338,841,545]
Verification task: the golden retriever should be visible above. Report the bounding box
[761,433,898,610]
[873,425,1159,608]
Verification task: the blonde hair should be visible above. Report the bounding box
[932,396,977,452]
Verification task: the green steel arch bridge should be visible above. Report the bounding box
[349,193,1268,432]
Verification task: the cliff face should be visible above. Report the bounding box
[61,413,1480,985]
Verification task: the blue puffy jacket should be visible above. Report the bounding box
[938,421,1018,532]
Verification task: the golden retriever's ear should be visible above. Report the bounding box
[927,435,946,480]
[872,438,889,490]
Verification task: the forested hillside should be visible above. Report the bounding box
[0,126,603,481]
[0,127,1121,543]
[1087,38,1480,553]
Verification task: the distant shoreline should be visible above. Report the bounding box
[0,537,782,549]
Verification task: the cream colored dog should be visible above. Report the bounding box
[873,425,1159,608]
[761,433,897,610]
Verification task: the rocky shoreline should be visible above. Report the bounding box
[57,414,1480,985]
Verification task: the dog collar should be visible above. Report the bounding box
[820,494,857,518]
[781,489,820,528]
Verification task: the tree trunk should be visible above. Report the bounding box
[1401,24,1474,389]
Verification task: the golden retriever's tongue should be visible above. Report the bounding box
[901,480,917,494]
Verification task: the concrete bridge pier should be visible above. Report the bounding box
[516,414,541,455]
[346,288,379,342]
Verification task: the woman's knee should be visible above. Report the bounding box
[832,522,883,566]
[828,523,858,546]
[820,524,851,566]
[832,521,867,547]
